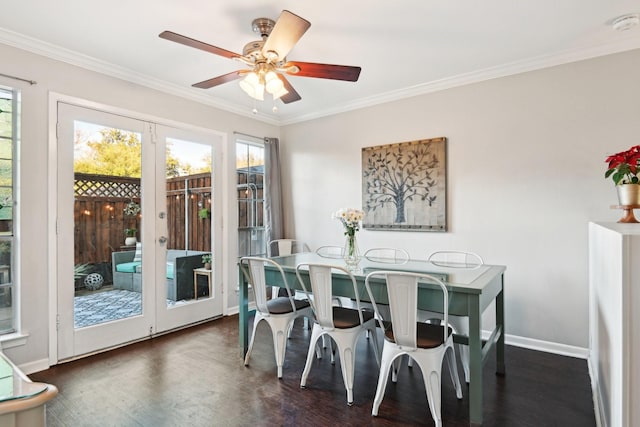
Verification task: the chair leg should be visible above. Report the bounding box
[369,326,381,367]
[372,346,394,416]
[287,318,294,338]
[335,332,360,406]
[458,343,470,383]
[423,368,443,427]
[391,357,401,383]
[244,315,261,366]
[270,317,294,379]
[330,338,336,365]
[448,315,470,383]
[445,346,463,399]
[301,326,323,388]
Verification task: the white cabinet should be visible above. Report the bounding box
[589,222,640,427]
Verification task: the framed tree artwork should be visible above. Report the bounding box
[362,137,447,231]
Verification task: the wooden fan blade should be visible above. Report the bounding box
[285,61,361,82]
[159,30,240,59]
[261,10,311,62]
[278,75,302,104]
[192,71,245,89]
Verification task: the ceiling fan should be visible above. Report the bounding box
[159,10,361,105]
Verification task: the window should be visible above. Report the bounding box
[0,86,17,334]
[236,141,265,257]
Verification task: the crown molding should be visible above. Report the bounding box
[1,26,639,127]
[0,27,280,126]
[279,36,640,125]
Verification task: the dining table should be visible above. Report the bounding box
[237,252,506,426]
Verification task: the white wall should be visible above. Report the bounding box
[0,42,278,368]
[280,48,640,352]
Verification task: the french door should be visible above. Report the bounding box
[56,102,223,361]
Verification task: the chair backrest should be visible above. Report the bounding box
[364,247,410,264]
[240,257,296,314]
[365,271,450,347]
[268,239,310,257]
[296,263,364,328]
[427,250,483,268]
[315,245,344,259]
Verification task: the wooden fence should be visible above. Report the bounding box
[74,170,264,266]
[74,173,212,265]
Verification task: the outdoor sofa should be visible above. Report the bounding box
[112,246,207,301]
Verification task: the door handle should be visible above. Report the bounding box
[158,236,167,245]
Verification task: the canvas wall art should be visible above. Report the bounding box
[362,137,447,231]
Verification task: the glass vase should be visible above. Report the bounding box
[343,233,361,270]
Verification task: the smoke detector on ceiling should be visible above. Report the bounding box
[612,13,640,32]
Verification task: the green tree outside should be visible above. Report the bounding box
[74,128,205,178]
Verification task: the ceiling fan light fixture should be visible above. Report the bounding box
[239,71,264,100]
[271,86,289,100]
[264,71,284,94]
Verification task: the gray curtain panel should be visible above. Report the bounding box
[264,137,284,245]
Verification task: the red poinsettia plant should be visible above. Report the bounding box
[605,145,640,185]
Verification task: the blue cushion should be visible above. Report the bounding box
[116,261,141,273]
[166,262,174,280]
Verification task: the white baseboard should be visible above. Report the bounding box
[489,331,589,359]
[226,302,256,316]
[18,358,51,375]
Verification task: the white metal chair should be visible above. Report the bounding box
[268,239,311,300]
[425,250,484,383]
[427,250,483,269]
[316,245,352,310]
[364,247,410,264]
[315,245,344,259]
[239,257,313,379]
[267,239,311,257]
[365,271,463,426]
[296,263,381,405]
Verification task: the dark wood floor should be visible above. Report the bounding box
[31,315,595,427]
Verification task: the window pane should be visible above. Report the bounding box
[0,87,15,335]
[0,94,11,140]
[0,239,13,333]
[236,141,265,257]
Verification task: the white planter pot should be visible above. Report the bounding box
[125,237,137,246]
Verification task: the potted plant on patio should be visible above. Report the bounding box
[124,228,137,246]
[198,207,210,219]
[202,253,212,270]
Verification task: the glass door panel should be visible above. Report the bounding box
[73,120,143,327]
[154,125,223,333]
[57,102,154,360]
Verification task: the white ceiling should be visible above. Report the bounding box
[1,1,639,125]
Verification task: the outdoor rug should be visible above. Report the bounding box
[75,289,183,328]
[74,289,144,328]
